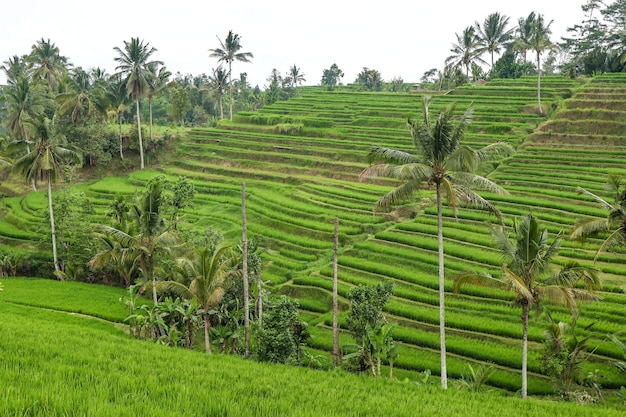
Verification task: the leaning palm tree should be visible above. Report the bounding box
[454,213,601,398]
[476,12,515,67]
[360,96,513,389]
[529,13,555,115]
[113,38,163,169]
[570,174,626,260]
[156,242,239,354]
[12,115,81,271]
[445,26,486,80]
[209,30,253,121]
[146,63,171,141]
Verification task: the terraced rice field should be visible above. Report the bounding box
[2,75,626,393]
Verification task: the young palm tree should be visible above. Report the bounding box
[113,38,163,169]
[446,26,486,80]
[454,213,601,398]
[209,30,253,121]
[208,66,229,120]
[90,178,176,304]
[360,96,513,389]
[146,63,171,141]
[26,38,68,91]
[476,12,515,67]
[529,14,555,115]
[106,74,131,159]
[12,115,81,271]
[570,174,626,260]
[156,242,239,354]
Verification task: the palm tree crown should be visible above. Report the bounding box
[476,12,515,67]
[26,38,68,91]
[446,26,486,80]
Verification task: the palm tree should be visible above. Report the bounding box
[446,26,486,80]
[529,13,555,115]
[146,63,171,141]
[106,74,131,159]
[157,242,239,354]
[113,38,163,169]
[56,67,108,124]
[454,213,601,398]
[208,66,229,120]
[26,38,68,91]
[570,174,626,260]
[360,96,513,389]
[3,75,51,144]
[208,30,253,121]
[287,64,306,88]
[89,178,176,304]
[476,12,515,67]
[12,115,81,271]
[1,55,29,85]
[514,12,537,63]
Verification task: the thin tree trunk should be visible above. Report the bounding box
[257,268,263,328]
[204,313,212,354]
[219,96,224,120]
[228,62,233,121]
[149,96,153,141]
[136,99,144,169]
[332,216,340,369]
[522,300,529,398]
[47,172,59,271]
[537,51,542,115]
[242,182,250,358]
[148,255,158,307]
[436,183,448,389]
[118,114,124,160]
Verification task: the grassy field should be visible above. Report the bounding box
[1,277,625,417]
[1,74,626,396]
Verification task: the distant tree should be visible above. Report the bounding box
[529,13,556,115]
[454,213,601,398]
[355,67,383,91]
[56,67,108,125]
[491,49,534,79]
[113,37,163,169]
[476,12,515,67]
[320,63,344,90]
[13,115,81,271]
[170,86,191,126]
[208,66,229,119]
[146,63,171,140]
[1,55,29,85]
[514,12,537,63]
[26,38,68,91]
[360,96,513,389]
[286,64,306,88]
[209,30,253,121]
[106,74,131,159]
[446,26,486,80]
[387,76,406,92]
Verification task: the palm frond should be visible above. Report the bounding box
[373,180,424,213]
[366,145,421,165]
[576,186,614,212]
[570,217,609,241]
[452,271,503,293]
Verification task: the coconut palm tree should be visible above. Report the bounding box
[529,13,555,115]
[26,38,68,92]
[156,242,239,354]
[56,67,108,124]
[476,12,515,67]
[209,30,253,121]
[90,178,177,304]
[514,12,537,63]
[570,174,626,260]
[360,96,513,389]
[208,66,229,120]
[287,64,306,88]
[1,55,29,85]
[12,115,81,271]
[446,26,486,80]
[106,74,131,159]
[113,38,163,169]
[3,75,51,143]
[454,213,601,398]
[146,63,171,141]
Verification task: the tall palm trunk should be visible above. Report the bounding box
[257,268,263,328]
[436,183,448,389]
[228,62,233,121]
[149,96,153,141]
[521,300,530,398]
[332,216,340,369]
[118,113,124,160]
[48,172,59,271]
[536,51,542,115]
[242,182,250,358]
[136,99,144,169]
[219,96,224,120]
[204,313,212,354]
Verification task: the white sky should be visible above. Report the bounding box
[1,1,587,88]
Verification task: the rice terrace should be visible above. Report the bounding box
[2,4,626,417]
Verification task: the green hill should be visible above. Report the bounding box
[1,75,626,395]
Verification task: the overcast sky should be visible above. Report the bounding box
[1,1,588,87]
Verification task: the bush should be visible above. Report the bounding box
[256,296,309,364]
